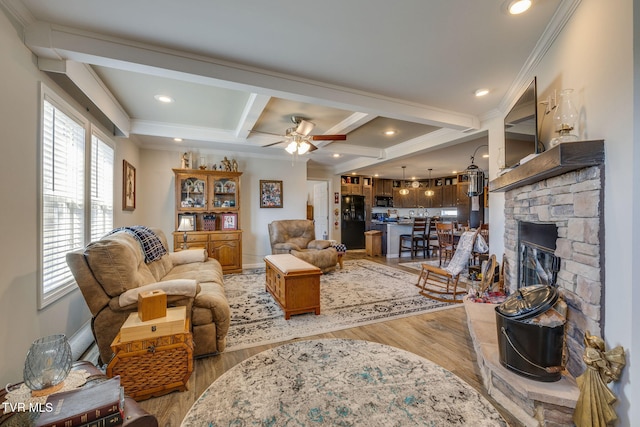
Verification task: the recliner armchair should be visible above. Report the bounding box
[66,227,230,364]
[268,219,338,272]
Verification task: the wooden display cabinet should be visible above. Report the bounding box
[173,169,243,273]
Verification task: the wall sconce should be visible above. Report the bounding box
[465,145,488,197]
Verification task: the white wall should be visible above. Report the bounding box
[0,10,140,386]
[489,1,636,423]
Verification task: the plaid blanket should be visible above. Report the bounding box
[110,226,167,263]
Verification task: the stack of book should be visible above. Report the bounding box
[35,376,124,427]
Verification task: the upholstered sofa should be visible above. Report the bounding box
[268,219,338,272]
[66,227,229,364]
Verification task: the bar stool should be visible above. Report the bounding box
[399,217,428,259]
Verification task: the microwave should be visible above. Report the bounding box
[375,196,393,207]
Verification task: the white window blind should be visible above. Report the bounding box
[90,134,114,241]
[41,99,85,299]
[40,89,116,308]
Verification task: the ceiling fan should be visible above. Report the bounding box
[253,116,347,154]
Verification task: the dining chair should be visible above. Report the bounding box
[472,223,490,265]
[435,222,457,266]
[399,217,428,259]
[426,217,440,258]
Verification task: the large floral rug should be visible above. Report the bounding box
[181,339,507,426]
[224,259,454,351]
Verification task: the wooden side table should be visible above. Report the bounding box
[107,308,193,401]
[0,361,158,427]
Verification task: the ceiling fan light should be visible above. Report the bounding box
[296,120,315,136]
[298,141,311,155]
[285,141,298,154]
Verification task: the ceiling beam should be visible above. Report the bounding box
[37,58,131,136]
[23,21,480,131]
[131,119,244,144]
[234,93,271,139]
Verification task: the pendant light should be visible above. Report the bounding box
[424,168,434,197]
[399,166,409,195]
[464,145,488,197]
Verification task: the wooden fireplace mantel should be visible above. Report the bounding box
[489,139,604,192]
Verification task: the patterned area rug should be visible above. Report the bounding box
[224,259,454,351]
[181,339,507,426]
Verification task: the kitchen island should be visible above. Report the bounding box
[371,220,414,258]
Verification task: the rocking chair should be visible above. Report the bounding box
[416,228,484,303]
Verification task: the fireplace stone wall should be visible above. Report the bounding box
[503,165,604,377]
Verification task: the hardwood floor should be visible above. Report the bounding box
[138,252,520,426]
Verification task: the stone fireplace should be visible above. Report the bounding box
[464,140,606,425]
[503,162,604,377]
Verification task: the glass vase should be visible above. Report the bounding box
[549,88,579,147]
[23,334,72,395]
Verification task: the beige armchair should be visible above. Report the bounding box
[268,219,338,272]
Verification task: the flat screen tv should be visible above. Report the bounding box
[504,77,539,169]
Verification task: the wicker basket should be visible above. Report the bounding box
[107,321,193,401]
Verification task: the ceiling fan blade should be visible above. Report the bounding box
[250,129,286,137]
[311,134,347,141]
[307,142,318,152]
[261,140,286,148]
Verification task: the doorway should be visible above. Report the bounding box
[307,180,329,240]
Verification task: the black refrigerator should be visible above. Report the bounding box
[341,195,365,249]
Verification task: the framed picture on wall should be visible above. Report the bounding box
[259,180,283,208]
[123,160,136,211]
[221,213,238,230]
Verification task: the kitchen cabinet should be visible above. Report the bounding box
[392,188,417,208]
[456,182,470,225]
[341,175,362,195]
[373,179,393,196]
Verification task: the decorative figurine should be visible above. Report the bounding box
[573,331,626,427]
[221,156,231,171]
[181,152,190,169]
[232,158,238,172]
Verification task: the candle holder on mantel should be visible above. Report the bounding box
[549,88,579,148]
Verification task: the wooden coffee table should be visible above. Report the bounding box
[264,254,322,319]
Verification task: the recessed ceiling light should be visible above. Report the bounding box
[332,153,341,158]
[508,0,531,15]
[352,172,357,175]
[173,138,183,142]
[452,170,458,174]
[482,153,489,158]
[384,130,396,136]
[154,94,174,103]
[475,88,490,97]
[374,173,379,177]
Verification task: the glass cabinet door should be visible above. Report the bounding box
[212,177,237,209]
[178,175,207,210]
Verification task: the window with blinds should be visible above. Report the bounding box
[40,92,114,308]
[91,134,114,241]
